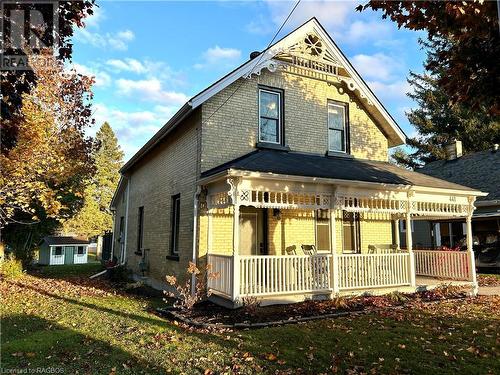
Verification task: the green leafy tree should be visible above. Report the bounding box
[63,122,124,238]
[391,72,500,169]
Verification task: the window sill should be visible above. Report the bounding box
[134,251,143,256]
[326,151,353,158]
[166,255,180,261]
[256,142,290,152]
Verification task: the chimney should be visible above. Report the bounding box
[445,140,463,160]
[249,51,260,60]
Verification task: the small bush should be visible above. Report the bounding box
[0,257,24,279]
[387,291,409,305]
[241,296,261,316]
[165,262,219,310]
[107,265,130,283]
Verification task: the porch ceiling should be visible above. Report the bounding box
[201,149,481,194]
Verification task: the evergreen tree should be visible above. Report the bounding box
[63,122,124,237]
[392,73,500,169]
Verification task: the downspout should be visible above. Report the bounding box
[191,186,201,295]
[110,210,116,261]
[122,175,130,265]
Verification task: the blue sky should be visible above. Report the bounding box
[71,0,426,160]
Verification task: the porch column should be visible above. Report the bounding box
[394,219,400,250]
[466,214,478,295]
[330,209,339,294]
[406,212,416,287]
[228,177,241,303]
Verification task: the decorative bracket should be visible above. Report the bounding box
[226,177,241,205]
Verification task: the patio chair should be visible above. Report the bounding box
[301,244,317,255]
[285,245,297,255]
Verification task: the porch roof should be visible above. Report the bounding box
[201,149,477,192]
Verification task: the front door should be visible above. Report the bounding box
[240,213,258,255]
[64,246,75,264]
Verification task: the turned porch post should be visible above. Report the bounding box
[228,177,241,303]
[406,193,416,287]
[466,197,478,295]
[330,207,339,294]
[394,219,400,250]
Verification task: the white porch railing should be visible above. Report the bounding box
[414,250,471,281]
[337,253,411,290]
[207,254,233,298]
[239,255,331,296]
[208,252,418,299]
[74,253,88,264]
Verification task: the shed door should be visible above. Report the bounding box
[64,246,75,264]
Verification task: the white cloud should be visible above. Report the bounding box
[91,103,169,159]
[83,5,105,29]
[70,63,111,88]
[367,80,412,100]
[106,58,147,74]
[195,45,242,69]
[350,53,401,82]
[74,28,135,51]
[340,20,393,43]
[115,78,188,105]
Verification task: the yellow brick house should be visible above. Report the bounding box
[111,18,485,306]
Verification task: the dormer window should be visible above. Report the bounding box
[328,101,349,153]
[259,88,282,144]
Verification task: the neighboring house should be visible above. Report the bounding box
[39,236,90,266]
[110,19,486,306]
[409,142,500,250]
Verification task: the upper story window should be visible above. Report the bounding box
[328,101,349,153]
[259,88,282,144]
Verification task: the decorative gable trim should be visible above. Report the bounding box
[190,17,406,146]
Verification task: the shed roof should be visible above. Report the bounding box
[43,236,89,246]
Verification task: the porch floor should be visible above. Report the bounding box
[415,276,474,290]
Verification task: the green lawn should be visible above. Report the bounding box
[31,263,103,278]
[1,268,499,374]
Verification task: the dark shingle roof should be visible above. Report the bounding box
[418,150,499,201]
[201,150,479,192]
[43,236,89,246]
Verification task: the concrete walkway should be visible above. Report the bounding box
[478,286,500,296]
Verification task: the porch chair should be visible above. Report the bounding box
[285,245,297,255]
[301,244,317,255]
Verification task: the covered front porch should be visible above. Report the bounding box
[197,152,483,306]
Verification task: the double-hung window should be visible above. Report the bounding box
[315,209,331,252]
[259,88,282,144]
[328,101,348,153]
[170,194,180,257]
[137,206,144,254]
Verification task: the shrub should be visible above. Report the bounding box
[107,265,130,283]
[387,291,409,305]
[241,296,261,316]
[165,262,219,310]
[0,256,24,279]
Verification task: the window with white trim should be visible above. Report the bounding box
[259,88,282,144]
[77,246,85,255]
[328,101,348,152]
[315,209,330,252]
[54,246,63,256]
[170,194,181,256]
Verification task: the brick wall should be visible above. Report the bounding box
[201,69,389,172]
[114,109,201,285]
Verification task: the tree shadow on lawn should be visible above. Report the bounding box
[12,280,169,329]
[1,314,160,374]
